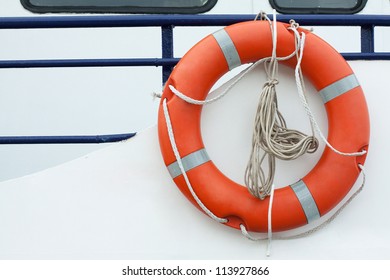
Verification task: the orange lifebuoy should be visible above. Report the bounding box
[158,20,369,233]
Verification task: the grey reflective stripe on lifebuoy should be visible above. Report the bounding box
[167,148,210,178]
[290,180,320,223]
[212,29,241,70]
[319,74,360,103]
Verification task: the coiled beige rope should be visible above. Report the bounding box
[244,17,318,200]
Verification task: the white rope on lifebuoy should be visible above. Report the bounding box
[161,11,368,257]
[162,98,228,224]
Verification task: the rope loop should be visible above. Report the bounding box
[244,13,319,200]
[254,11,269,21]
[289,19,299,29]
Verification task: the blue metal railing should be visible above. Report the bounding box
[1,14,390,144]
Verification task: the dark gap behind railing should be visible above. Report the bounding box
[0,14,389,144]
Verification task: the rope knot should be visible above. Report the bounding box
[289,19,299,29]
[265,79,279,86]
[254,11,268,21]
[307,136,319,153]
[151,91,162,100]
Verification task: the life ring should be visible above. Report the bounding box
[157,20,369,232]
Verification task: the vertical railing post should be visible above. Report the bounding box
[361,24,375,53]
[161,24,174,85]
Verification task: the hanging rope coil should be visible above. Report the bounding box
[244,16,319,200]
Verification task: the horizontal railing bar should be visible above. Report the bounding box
[1,53,390,69]
[342,52,390,60]
[0,58,180,68]
[1,14,390,29]
[0,133,136,144]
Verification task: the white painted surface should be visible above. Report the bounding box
[1,0,390,181]
[0,60,388,259]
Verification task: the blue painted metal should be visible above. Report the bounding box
[0,58,179,68]
[1,14,390,29]
[0,14,390,145]
[361,25,375,53]
[343,52,390,60]
[0,133,136,144]
[161,25,174,84]
[0,53,388,69]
